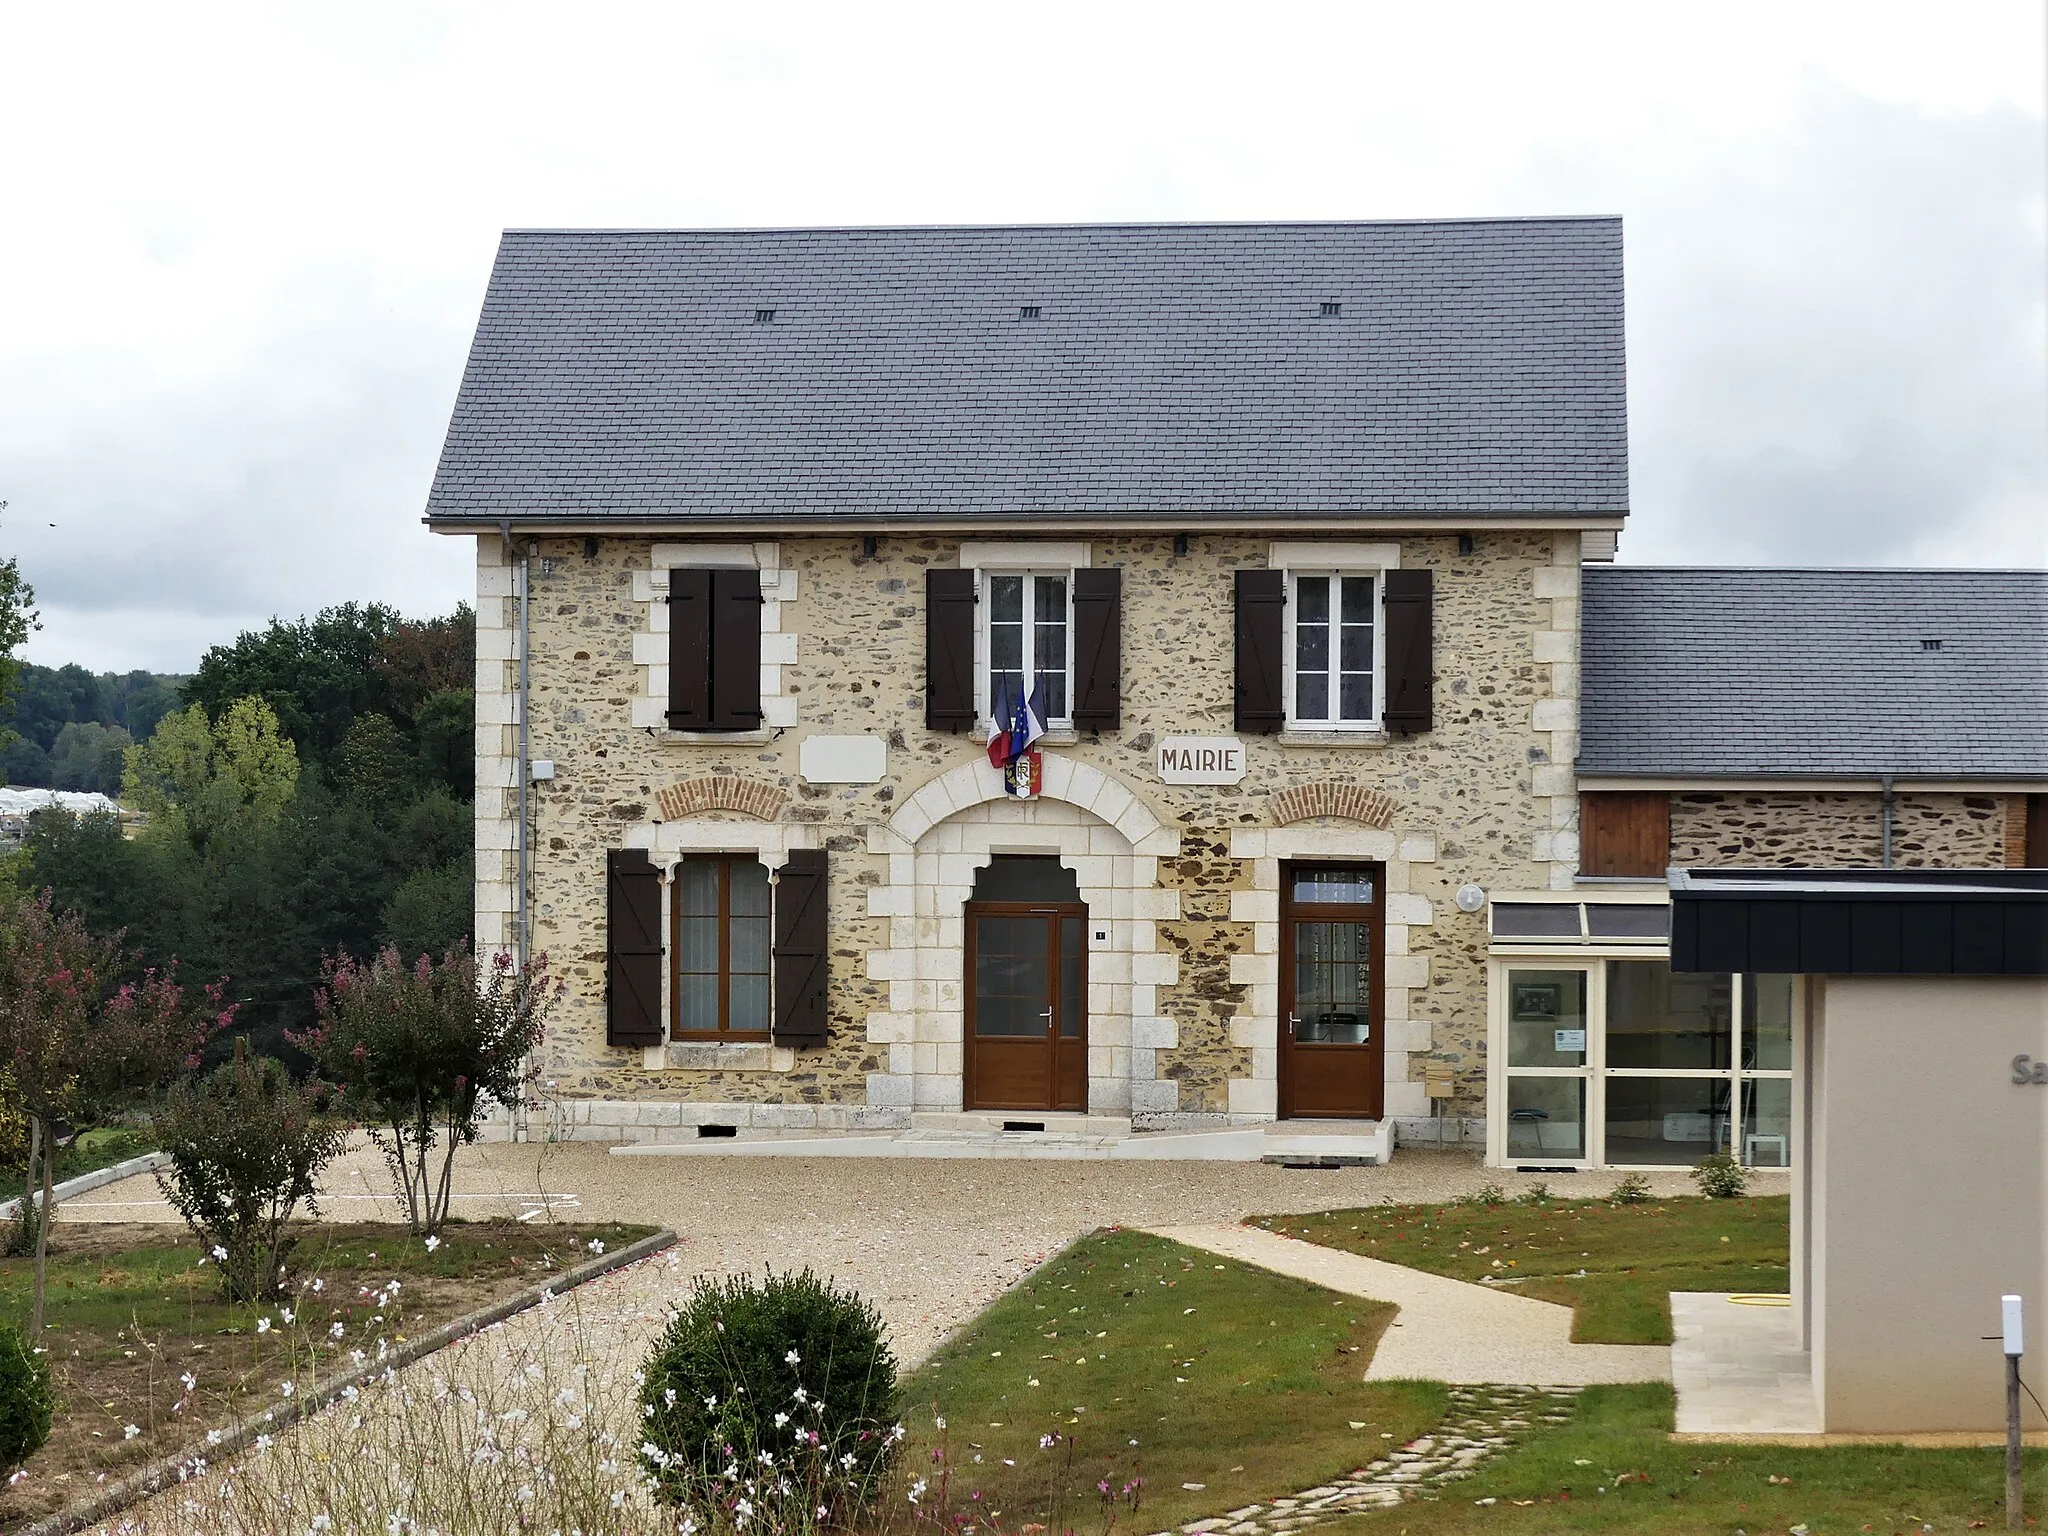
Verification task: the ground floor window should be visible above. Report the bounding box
[671,855,771,1038]
[1491,956,1794,1170]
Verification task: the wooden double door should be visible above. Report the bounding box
[1279,863,1386,1119]
[964,901,1088,1112]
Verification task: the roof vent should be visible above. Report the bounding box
[1320,301,1342,317]
[1920,638,1944,652]
[1018,305,1041,320]
[753,308,776,324]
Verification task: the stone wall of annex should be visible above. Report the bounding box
[474,527,1585,1130]
[1669,791,2013,870]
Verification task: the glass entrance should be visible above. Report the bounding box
[1279,865,1384,1119]
[1502,966,1592,1162]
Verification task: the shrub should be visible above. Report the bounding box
[154,1051,348,1302]
[1516,1181,1552,1205]
[1459,1181,1508,1208]
[293,947,558,1236]
[1610,1170,1655,1204]
[638,1269,902,1525]
[0,1316,54,1470]
[1690,1150,1751,1199]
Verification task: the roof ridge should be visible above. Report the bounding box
[497,215,1623,238]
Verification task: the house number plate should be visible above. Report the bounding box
[1156,736,1247,785]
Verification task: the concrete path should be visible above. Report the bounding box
[1147,1221,1670,1386]
[1670,1291,1821,1435]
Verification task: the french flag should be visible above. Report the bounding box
[986,678,1048,771]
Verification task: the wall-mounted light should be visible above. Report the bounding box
[1173,533,1190,557]
[1455,883,1486,913]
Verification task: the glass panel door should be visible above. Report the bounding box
[1501,966,1591,1164]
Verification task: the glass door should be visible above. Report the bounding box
[964,903,1088,1112]
[1497,965,1593,1165]
[1279,865,1383,1119]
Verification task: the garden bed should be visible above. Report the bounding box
[1249,1195,1790,1344]
[0,1217,658,1530]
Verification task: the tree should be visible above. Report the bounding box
[0,891,225,1333]
[49,722,130,795]
[379,861,472,963]
[295,948,557,1237]
[0,506,39,727]
[122,697,300,849]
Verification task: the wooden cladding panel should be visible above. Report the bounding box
[1579,791,1672,878]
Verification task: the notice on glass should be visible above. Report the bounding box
[1554,1028,1587,1054]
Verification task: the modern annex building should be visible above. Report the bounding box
[424,219,2048,1168]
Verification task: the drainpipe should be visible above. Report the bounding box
[517,540,534,960]
[1880,774,1894,870]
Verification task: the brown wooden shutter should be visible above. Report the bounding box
[708,568,764,730]
[1070,567,1122,732]
[665,569,712,731]
[1234,569,1285,734]
[1382,568,1434,735]
[606,849,663,1047]
[771,848,829,1048]
[926,568,977,732]
[2027,794,2048,868]
[1579,791,1671,878]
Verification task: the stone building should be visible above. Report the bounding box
[423,219,2048,1169]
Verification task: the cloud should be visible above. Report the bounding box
[1569,78,2048,567]
[0,4,2040,673]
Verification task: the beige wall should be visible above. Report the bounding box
[471,528,1585,1129]
[1802,975,2048,1433]
[1671,791,2015,869]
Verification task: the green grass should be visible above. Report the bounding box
[1318,1382,2047,1534]
[0,1127,156,1197]
[1249,1196,1789,1345]
[905,1228,1445,1533]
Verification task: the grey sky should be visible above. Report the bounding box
[2,1,2042,673]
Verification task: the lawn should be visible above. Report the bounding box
[0,1126,155,1203]
[0,1216,658,1530]
[1317,1382,2047,1534]
[1249,1195,1789,1345]
[905,1228,1446,1534]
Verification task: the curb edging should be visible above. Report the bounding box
[19,1226,678,1536]
[0,1152,171,1222]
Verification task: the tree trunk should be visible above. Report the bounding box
[30,1116,54,1337]
[16,1118,40,1255]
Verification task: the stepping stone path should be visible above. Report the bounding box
[1148,1384,1581,1535]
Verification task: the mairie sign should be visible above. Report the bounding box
[1156,736,1247,785]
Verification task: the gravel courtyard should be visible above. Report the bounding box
[66,1141,1766,1365]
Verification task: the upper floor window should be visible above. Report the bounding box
[1287,571,1378,729]
[984,571,1071,727]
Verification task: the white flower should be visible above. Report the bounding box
[933,1415,946,1430]
[180,1372,196,1392]
[588,1239,605,1254]
[308,1278,324,1292]
[773,1412,789,1428]
[255,1318,272,1335]
[211,1246,228,1261]
[254,1435,272,1451]
[424,1235,441,1252]
[280,1381,294,1398]
[6,1470,25,1486]
[205,1430,223,1447]
[784,1349,800,1365]
[329,1323,345,1340]
[310,1517,333,1533]
[908,1478,928,1505]
[280,1307,295,1324]
[792,1386,808,1404]
[123,1424,140,1440]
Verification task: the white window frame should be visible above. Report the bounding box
[1282,569,1385,732]
[1483,898,1800,1171]
[1268,541,1400,736]
[974,569,1076,732]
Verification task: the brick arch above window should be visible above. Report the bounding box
[1268,782,1398,829]
[654,776,788,823]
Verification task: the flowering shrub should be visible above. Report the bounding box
[154,1049,349,1302]
[638,1269,902,1526]
[292,946,558,1236]
[0,1316,53,1471]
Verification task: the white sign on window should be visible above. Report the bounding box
[1156,736,1247,785]
[1554,1028,1588,1054]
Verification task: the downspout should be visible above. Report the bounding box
[1880,774,1894,870]
[517,540,533,960]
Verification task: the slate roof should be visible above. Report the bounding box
[424,219,1627,525]
[1580,567,2048,779]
